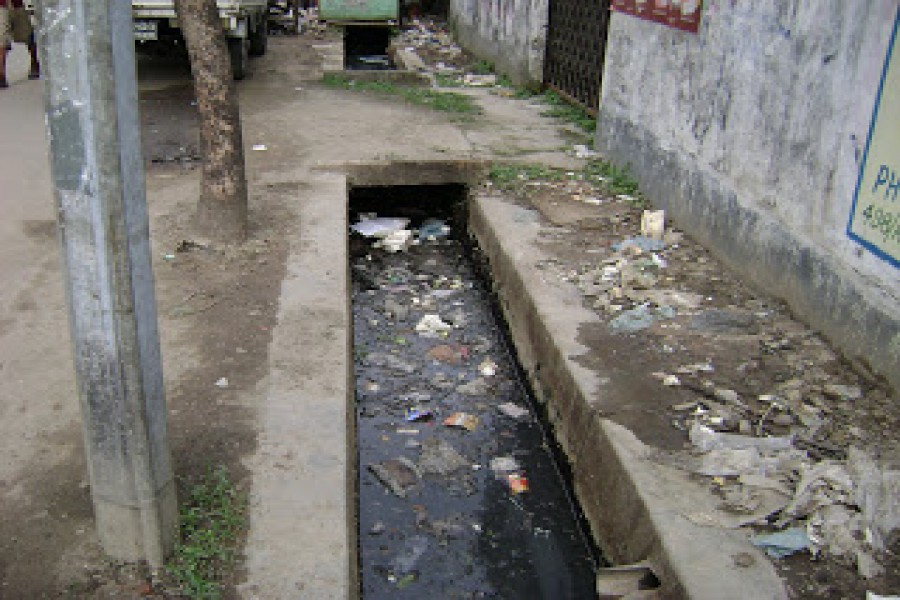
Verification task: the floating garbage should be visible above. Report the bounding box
[490,456,520,477]
[415,314,453,337]
[751,527,811,558]
[443,412,479,432]
[377,229,415,253]
[389,535,429,578]
[351,216,411,238]
[507,473,529,494]
[497,402,529,420]
[405,407,434,422]
[457,377,491,396]
[479,358,498,377]
[427,344,469,365]
[215,377,229,388]
[418,218,451,240]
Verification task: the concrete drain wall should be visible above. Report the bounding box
[341,160,787,600]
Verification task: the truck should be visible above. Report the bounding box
[131,0,269,79]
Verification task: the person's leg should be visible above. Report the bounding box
[0,6,10,87]
[27,31,38,79]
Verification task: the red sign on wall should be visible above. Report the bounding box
[612,0,702,34]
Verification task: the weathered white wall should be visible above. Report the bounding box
[448,0,548,86]
[597,1,900,387]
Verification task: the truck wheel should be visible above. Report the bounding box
[228,37,248,80]
[249,16,268,57]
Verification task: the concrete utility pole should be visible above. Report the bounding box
[37,1,177,567]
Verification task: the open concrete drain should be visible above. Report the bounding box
[351,184,599,598]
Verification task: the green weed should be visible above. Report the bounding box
[540,91,596,133]
[583,159,643,202]
[322,73,479,115]
[167,467,246,600]
[434,72,463,88]
[470,60,495,75]
[489,163,568,191]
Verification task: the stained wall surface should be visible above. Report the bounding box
[596,1,899,387]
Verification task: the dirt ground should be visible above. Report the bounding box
[1,16,897,599]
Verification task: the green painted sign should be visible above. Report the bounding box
[319,0,398,22]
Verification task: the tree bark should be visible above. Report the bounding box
[175,0,248,241]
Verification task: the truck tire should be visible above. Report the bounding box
[249,15,268,57]
[228,37,248,80]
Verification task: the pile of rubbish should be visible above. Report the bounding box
[516,180,900,582]
[351,212,597,595]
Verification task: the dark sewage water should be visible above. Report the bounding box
[351,186,599,599]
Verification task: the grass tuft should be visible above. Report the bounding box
[167,467,246,600]
[540,91,596,133]
[322,73,479,115]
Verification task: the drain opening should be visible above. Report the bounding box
[344,25,395,71]
[350,184,601,598]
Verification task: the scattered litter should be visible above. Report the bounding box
[369,458,420,498]
[427,344,469,365]
[690,309,756,334]
[463,73,497,86]
[640,209,666,240]
[415,314,453,337]
[507,473,529,494]
[609,304,676,333]
[478,358,498,377]
[823,383,863,402]
[418,218,451,240]
[498,402,529,420]
[405,407,433,422]
[377,229,415,253]
[690,422,794,453]
[351,216,411,238]
[390,535,428,577]
[662,374,681,387]
[613,236,666,253]
[751,527,811,558]
[457,377,490,396]
[214,377,229,388]
[490,456,521,476]
[573,144,598,159]
[251,144,267,151]
[443,412,479,432]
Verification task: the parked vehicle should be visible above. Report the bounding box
[132,0,269,79]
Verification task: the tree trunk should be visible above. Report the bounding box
[175,0,248,242]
